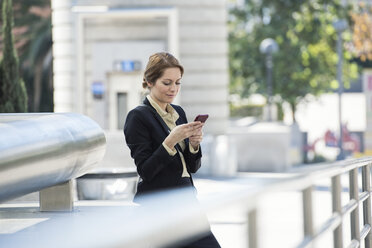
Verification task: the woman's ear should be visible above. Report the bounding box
[146,81,153,88]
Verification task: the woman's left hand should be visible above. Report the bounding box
[189,123,204,149]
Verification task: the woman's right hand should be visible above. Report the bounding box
[163,122,203,150]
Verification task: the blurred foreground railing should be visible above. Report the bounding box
[199,157,372,248]
[0,113,106,210]
[1,135,372,248]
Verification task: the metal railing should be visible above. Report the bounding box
[0,113,106,203]
[207,157,372,248]
[294,158,372,248]
[200,157,372,248]
[170,157,372,248]
[1,149,372,247]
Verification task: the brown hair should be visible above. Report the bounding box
[142,52,184,89]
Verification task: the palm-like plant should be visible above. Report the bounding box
[0,0,52,112]
[0,0,28,113]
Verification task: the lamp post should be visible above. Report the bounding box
[333,19,347,160]
[260,38,279,121]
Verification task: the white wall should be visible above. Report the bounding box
[294,93,366,143]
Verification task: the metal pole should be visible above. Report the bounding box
[266,53,273,122]
[260,38,278,122]
[350,168,360,243]
[248,208,258,248]
[332,175,343,248]
[303,186,314,241]
[362,164,372,248]
[0,113,106,203]
[336,29,344,160]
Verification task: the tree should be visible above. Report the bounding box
[0,0,52,112]
[0,0,28,113]
[229,0,360,122]
[348,1,372,67]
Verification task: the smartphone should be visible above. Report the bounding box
[194,114,209,123]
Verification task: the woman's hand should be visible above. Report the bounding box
[164,122,203,150]
[189,124,204,150]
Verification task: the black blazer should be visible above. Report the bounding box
[124,98,202,197]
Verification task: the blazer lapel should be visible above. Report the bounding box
[153,110,184,153]
[142,98,170,136]
[143,98,186,152]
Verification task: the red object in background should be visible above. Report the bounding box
[341,125,360,152]
[324,130,338,147]
[306,125,360,154]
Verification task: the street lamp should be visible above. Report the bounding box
[333,19,347,160]
[260,38,279,121]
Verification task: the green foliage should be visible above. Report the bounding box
[229,0,360,121]
[0,0,28,113]
[0,0,52,112]
[14,0,52,112]
[230,103,264,118]
[306,153,328,164]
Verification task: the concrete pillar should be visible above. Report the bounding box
[51,0,75,113]
[39,180,74,212]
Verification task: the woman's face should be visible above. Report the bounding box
[148,67,182,109]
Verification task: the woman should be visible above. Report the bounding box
[124,52,221,248]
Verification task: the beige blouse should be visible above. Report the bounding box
[146,95,199,177]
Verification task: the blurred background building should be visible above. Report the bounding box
[1,0,371,174]
[1,1,372,247]
[51,0,230,173]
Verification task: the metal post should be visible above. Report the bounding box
[332,175,343,248]
[333,19,347,160]
[336,29,344,160]
[362,164,372,248]
[260,38,278,122]
[350,168,360,242]
[303,186,314,241]
[266,53,273,122]
[248,208,258,248]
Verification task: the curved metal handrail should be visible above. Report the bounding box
[0,113,106,202]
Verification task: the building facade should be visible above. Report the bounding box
[51,0,230,171]
[51,0,229,135]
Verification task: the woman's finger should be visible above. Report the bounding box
[187,122,203,129]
